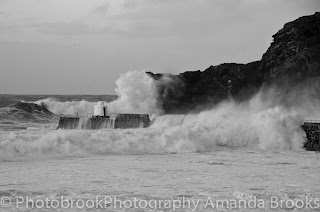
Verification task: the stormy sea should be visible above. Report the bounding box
[0,71,319,212]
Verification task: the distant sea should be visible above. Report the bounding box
[0,94,117,108]
[0,94,117,131]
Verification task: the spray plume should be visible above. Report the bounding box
[2,72,320,161]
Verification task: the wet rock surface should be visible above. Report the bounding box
[148,12,320,114]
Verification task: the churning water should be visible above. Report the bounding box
[0,71,320,211]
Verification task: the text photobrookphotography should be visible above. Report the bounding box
[1,194,319,210]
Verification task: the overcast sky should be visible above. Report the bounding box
[0,0,319,94]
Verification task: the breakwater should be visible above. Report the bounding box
[57,115,319,152]
[114,114,150,129]
[302,121,320,151]
[57,114,150,130]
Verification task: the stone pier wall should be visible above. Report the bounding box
[114,114,150,129]
[57,114,150,130]
[302,122,320,151]
[57,117,80,129]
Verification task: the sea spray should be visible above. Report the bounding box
[33,71,161,116]
[107,70,161,114]
[0,94,308,161]
[35,98,96,117]
[2,70,318,160]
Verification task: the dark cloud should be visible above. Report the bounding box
[93,3,109,16]
[35,22,93,36]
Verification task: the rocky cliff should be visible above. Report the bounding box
[147,61,262,113]
[148,12,320,114]
[260,12,320,87]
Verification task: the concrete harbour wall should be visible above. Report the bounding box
[57,114,150,130]
[302,122,320,151]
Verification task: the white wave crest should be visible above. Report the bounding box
[34,98,97,117]
[0,94,308,161]
[107,70,161,114]
[3,71,319,161]
[33,71,161,116]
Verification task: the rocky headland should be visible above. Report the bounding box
[147,12,320,114]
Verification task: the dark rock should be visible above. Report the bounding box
[260,12,320,88]
[148,12,320,114]
[148,62,262,113]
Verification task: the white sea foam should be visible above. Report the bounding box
[1,71,319,161]
[0,95,309,161]
[35,98,96,117]
[107,70,161,114]
[33,71,160,116]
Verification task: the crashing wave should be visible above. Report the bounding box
[0,102,58,123]
[34,98,97,117]
[0,70,316,160]
[0,100,307,161]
